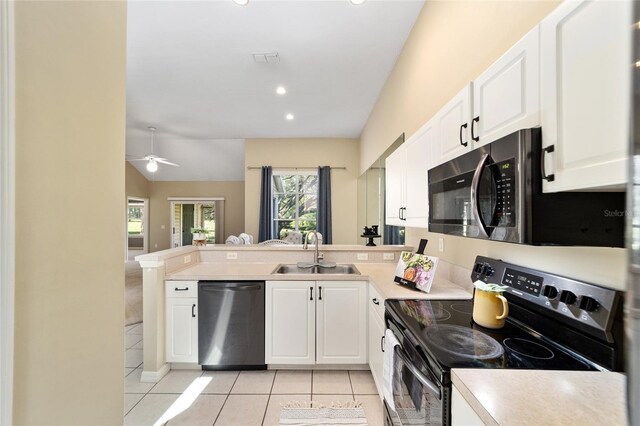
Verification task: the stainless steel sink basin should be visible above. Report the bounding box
[272,263,361,275]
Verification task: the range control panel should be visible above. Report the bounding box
[471,256,621,335]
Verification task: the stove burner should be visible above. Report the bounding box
[450,303,473,315]
[503,338,555,360]
[400,301,451,326]
[425,324,504,360]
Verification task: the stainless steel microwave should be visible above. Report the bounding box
[427,128,624,247]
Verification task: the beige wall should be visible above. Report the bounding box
[14,1,127,424]
[126,162,150,199]
[245,138,359,244]
[149,181,245,251]
[359,0,626,290]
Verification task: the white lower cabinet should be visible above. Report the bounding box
[367,287,385,396]
[265,281,316,364]
[452,385,485,426]
[165,281,198,363]
[266,280,367,365]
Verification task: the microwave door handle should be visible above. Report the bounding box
[394,346,441,400]
[470,153,491,239]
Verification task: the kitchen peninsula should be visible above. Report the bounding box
[135,244,472,383]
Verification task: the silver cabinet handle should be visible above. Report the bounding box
[470,153,490,239]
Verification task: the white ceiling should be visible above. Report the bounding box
[125,0,424,180]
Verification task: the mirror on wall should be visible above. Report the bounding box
[357,134,405,245]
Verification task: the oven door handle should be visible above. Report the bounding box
[470,153,490,239]
[394,346,442,400]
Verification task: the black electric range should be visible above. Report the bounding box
[383,256,624,426]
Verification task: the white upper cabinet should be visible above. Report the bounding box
[540,0,631,192]
[472,26,540,148]
[385,146,406,227]
[434,85,473,165]
[384,119,434,229]
[404,119,434,228]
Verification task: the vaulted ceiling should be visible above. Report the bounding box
[125,0,424,180]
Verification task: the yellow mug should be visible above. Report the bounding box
[472,289,509,329]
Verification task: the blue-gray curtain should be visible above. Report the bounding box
[258,166,273,242]
[317,166,332,244]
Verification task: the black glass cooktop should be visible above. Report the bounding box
[386,299,597,372]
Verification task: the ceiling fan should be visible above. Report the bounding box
[127,126,180,172]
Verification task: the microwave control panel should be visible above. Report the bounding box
[493,159,516,226]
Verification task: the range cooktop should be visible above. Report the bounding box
[386,299,597,371]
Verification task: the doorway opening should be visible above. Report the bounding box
[126,197,148,261]
[170,197,225,247]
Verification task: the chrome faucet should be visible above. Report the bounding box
[304,230,323,264]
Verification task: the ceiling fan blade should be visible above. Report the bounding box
[156,159,180,167]
[127,158,149,162]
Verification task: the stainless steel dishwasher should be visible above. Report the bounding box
[198,281,266,370]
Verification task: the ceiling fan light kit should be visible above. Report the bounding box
[146,160,159,172]
[127,126,180,173]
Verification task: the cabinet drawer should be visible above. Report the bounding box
[368,283,385,321]
[165,281,198,298]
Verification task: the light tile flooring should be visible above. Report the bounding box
[124,323,384,425]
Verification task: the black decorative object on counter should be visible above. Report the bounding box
[361,225,381,246]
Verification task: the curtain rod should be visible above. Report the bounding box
[246,166,347,171]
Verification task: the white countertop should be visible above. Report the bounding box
[452,369,627,425]
[165,262,472,301]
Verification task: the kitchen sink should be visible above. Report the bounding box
[271,263,361,275]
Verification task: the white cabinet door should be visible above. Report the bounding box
[473,25,540,147]
[265,281,315,365]
[404,119,434,228]
[435,85,473,165]
[451,385,485,426]
[316,281,368,364]
[166,297,198,363]
[385,147,406,226]
[368,302,385,397]
[540,0,631,192]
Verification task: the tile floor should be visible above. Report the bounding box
[124,323,384,426]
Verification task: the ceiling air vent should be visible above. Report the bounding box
[252,52,280,63]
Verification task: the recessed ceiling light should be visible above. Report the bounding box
[286,114,294,120]
[276,86,287,95]
[233,0,249,5]
[350,0,366,4]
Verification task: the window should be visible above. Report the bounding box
[127,201,144,236]
[272,171,318,239]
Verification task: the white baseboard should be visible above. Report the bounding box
[170,362,201,370]
[268,364,370,371]
[140,363,170,383]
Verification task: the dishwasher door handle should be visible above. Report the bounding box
[200,283,262,291]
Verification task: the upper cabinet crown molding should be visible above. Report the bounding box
[540,0,631,192]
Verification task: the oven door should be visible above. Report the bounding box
[383,328,447,425]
